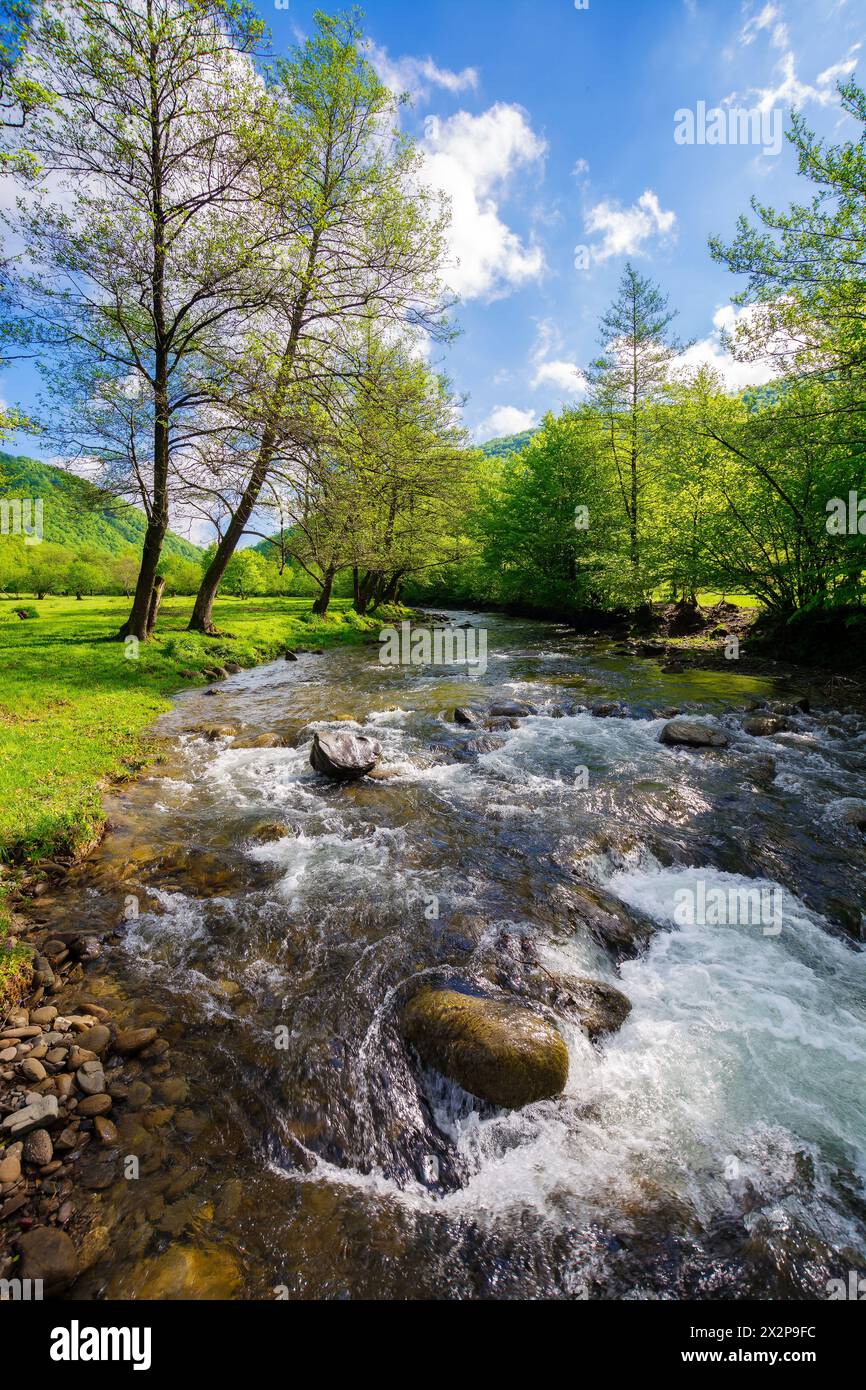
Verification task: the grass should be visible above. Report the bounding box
[0,885,33,1015]
[650,589,762,610]
[0,594,404,868]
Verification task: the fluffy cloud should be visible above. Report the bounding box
[477,404,538,439]
[421,103,547,301]
[367,42,479,103]
[529,319,587,396]
[674,303,777,390]
[584,189,677,262]
[532,360,586,393]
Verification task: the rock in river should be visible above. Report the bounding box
[555,882,656,962]
[17,1227,78,1296]
[487,699,537,718]
[310,730,381,780]
[659,717,728,749]
[402,987,569,1110]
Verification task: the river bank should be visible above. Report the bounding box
[3,609,865,1299]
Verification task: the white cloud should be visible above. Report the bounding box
[674,303,777,390]
[367,42,479,104]
[739,5,784,47]
[532,359,587,394]
[421,103,547,301]
[529,318,587,396]
[584,188,677,262]
[477,404,538,439]
[734,5,860,114]
[571,158,590,177]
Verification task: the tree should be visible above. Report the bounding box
[20,541,68,598]
[65,557,100,598]
[3,0,275,641]
[709,78,866,385]
[186,10,452,633]
[473,408,621,613]
[586,263,682,593]
[159,555,201,597]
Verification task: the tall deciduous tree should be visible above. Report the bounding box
[3,0,279,640]
[186,10,452,633]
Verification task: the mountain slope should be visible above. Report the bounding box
[480,430,537,459]
[0,453,201,561]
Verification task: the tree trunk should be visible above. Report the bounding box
[118,28,169,643]
[380,571,405,605]
[147,575,166,636]
[312,566,336,617]
[188,235,320,635]
[352,566,365,614]
[117,510,168,641]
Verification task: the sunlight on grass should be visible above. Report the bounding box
[0,595,395,864]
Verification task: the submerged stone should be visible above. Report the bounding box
[126,1243,241,1300]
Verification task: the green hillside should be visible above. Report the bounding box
[480,429,537,459]
[0,452,202,561]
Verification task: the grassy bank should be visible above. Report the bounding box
[0,594,401,871]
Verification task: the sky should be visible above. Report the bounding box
[2,0,864,465]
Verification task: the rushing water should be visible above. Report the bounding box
[43,612,866,1299]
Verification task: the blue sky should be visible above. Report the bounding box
[2,0,864,459]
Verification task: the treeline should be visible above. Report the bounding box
[412,81,866,633]
[1,2,466,632]
[0,534,323,602]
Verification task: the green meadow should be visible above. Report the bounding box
[0,595,391,868]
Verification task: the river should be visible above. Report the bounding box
[42,611,866,1299]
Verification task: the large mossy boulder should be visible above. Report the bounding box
[402,987,569,1110]
[310,730,381,780]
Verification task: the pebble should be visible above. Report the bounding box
[19,1061,47,1084]
[0,1150,22,1184]
[77,1094,112,1118]
[23,1128,53,1166]
[126,1080,153,1109]
[75,1024,110,1055]
[30,1006,58,1025]
[1,1094,58,1137]
[76,1063,106,1096]
[93,1116,117,1144]
[17,1226,78,1295]
[114,1027,158,1055]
